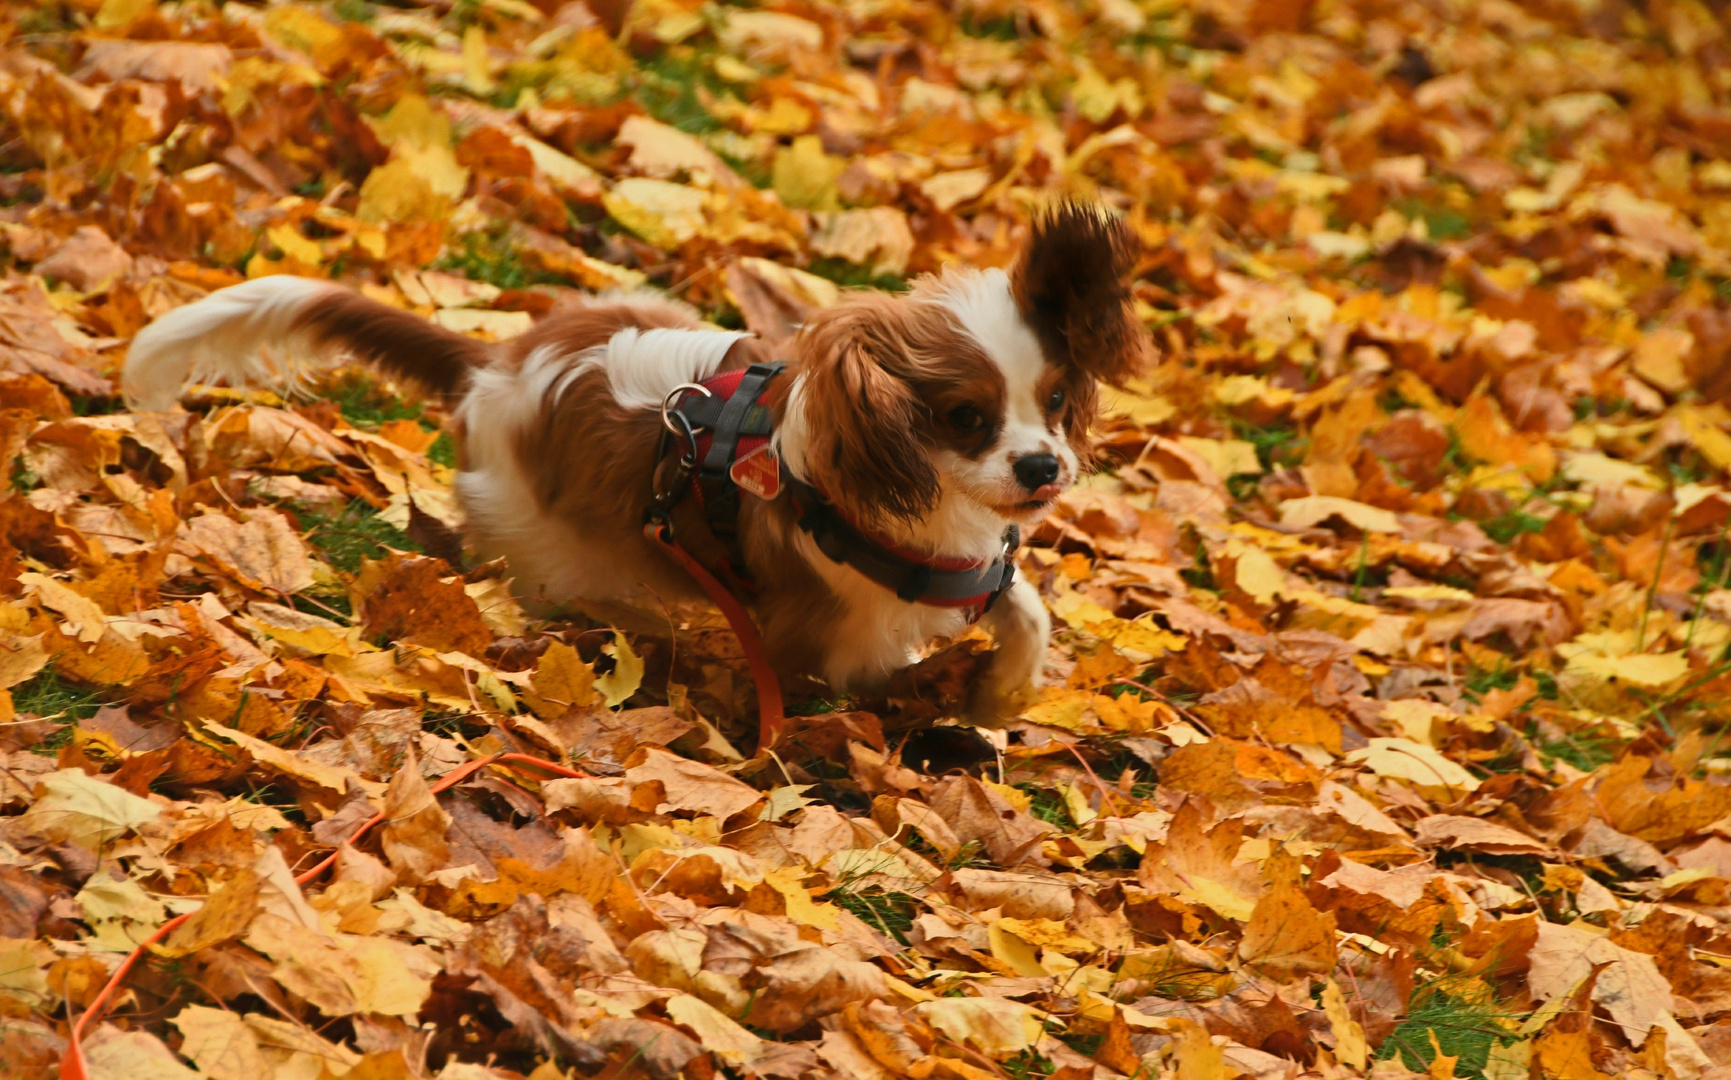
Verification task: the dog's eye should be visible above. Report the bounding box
[949,405,986,432]
[1045,388,1066,412]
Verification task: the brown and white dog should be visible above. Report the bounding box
[124,205,1149,709]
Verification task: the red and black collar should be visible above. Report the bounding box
[656,364,1019,617]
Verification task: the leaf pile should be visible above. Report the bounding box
[3,0,1731,1078]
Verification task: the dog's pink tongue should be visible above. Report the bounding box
[1028,483,1065,503]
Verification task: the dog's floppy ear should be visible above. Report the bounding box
[1011,203,1149,387]
[793,301,941,526]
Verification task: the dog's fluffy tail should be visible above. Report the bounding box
[122,276,490,411]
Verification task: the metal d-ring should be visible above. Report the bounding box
[661,383,711,436]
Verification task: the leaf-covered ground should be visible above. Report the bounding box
[4,0,1731,1077]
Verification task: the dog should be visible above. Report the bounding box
[124,204,1150,712]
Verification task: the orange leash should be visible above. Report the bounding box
[646,523,785,751]
[60,751,587,1079]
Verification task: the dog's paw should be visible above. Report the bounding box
[967,673,1039,726]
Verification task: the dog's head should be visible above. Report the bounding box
[789,204,1149,534]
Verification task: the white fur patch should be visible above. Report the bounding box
[122,276,341,411]
[576,327,747,410]
[937,269,1047,425]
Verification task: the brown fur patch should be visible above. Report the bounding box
[793,292,1002,525]
[1010,204,1150,389]
[304,290,489,402]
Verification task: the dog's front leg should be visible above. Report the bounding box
[972,573,1050,722]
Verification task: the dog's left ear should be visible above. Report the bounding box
[1010,204,1150,387]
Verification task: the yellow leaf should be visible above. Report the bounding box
[1633,328,1693,395]
[1565,650,1690,688]
[772,135,843,211]
[596,634,644,707]
[245,912,440,1017]
[1050,591,1116,629]
[1321,979,1368,1069]
[1564,451,1665,489]
[0,938,51,1009]
[83,1030,201,1080]
[915,998,1041,1057]
[1679,406,1731,471]
[265,223,322,266]
[758,784,818,822]
[525,641,598,718]
[95,0,154,29]
[240,603,362,658]
[13,768,160,851]
[0,632,49,688]
[666,994,766,1065]
[1177,436,1263,477]
[366,94,452,150]
[19,572,106,643]
[262,5,346,67]
[462,25,496,95]
[1279,496,1401,534]
[1226,541,1284,604]
[1346,738,1481,797]
[357,144,469,224]
[431,309,534,339]
[760,865,839,930]
[1021,686,1092,731]
[919,168,991,212]
[603,178,709,248]
[1109,617,1187,660]
[77,871,167,948]
[997,916,1099,954]
[988,921,1048,977]
[171,1006,270,1080]
[1099,386,1177,426]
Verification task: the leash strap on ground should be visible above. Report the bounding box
[646,522,785,751]
[59,751,589,1080]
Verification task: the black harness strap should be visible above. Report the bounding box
[784,474,1019,615]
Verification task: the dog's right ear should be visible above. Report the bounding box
[1011,203,1149,388]
[791,302,942,527]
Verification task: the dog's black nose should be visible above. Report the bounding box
[1013,453,1060,492]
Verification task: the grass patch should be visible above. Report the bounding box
[314,369,453,465]
[1018,784,1077,831]
[12,666,106,755]
[1478,507,1549,546]
[1530,723,1620,773]
[1003,1050,1055,1079]
[805,258,908,293]
[1462,662,1519,702]
[297,499,423,575]
[633,51,726,135]
[1392,196,1471,242]
[1375,977,1523,1079]
[1230,419,1303,471]
[436,230,575,292]
[13,665,106,725]
[319,369,431,429]
[785,694,850,717]
[828,884,918,945]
